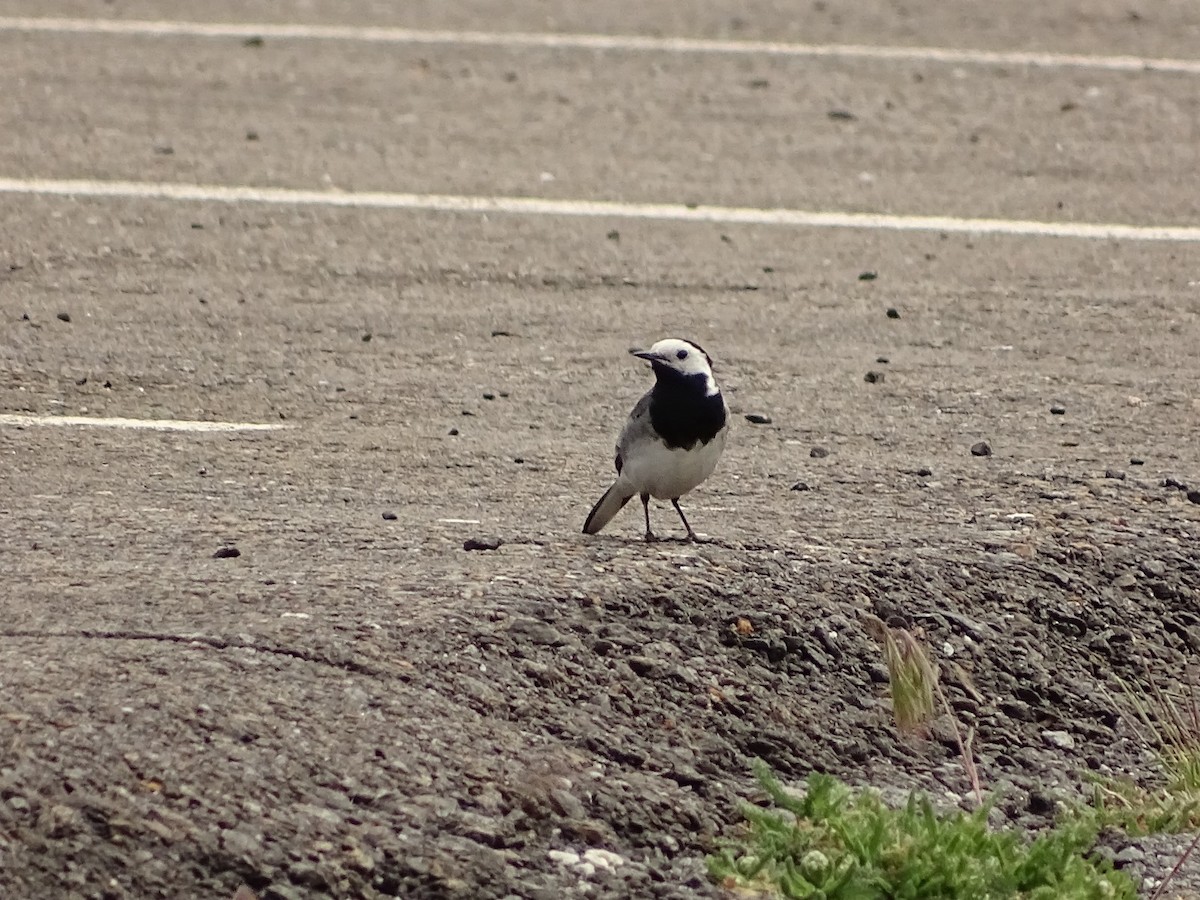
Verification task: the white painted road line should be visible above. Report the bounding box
[1,177,1198,242]
[0,414,289,433]
[2,16,1199,76]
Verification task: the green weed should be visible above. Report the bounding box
[709,761,1135,899]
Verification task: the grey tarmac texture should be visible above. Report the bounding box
[2,1,1200,898]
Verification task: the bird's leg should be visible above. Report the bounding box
[671,498,701,542]
[641,493,657,542]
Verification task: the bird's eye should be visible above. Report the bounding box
[676,349,688,360]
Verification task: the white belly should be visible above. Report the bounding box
[621,430,726,500]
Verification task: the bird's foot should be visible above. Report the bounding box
[643,530,658,543]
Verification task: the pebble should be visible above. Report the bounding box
[548,849,580,867]
[463,536,502,552]
[1050,405,1066,415]
[1188,490,1200,506]
[810,447,829,459]
[864,371,885,384]
[508,618,565,646]
[886,308,900,319]
[582,849,626,871]
[1041,730,1075,750]
[57,312,71,322]
[857,269,876,279]
[381,512,398,521]
[1027,789,1057,815]
[1114,845,1146,867]
[213,547,241,559]
[915,467,933,477]
[626,656,660,677]
[744,413,772,425]
[970,441,992,457]
[1104,469,1125,480]
[1130,457,1145,465]
[790,481,812,492]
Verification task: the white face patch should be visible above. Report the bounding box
[642,338,720,395]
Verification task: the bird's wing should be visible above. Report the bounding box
[615,390,655,474]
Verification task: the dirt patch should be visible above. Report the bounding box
[3,476,1199,898]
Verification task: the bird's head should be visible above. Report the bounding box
[631,338,719,395]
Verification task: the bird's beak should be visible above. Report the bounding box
[631,349,660,362]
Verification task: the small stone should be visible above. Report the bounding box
[970,441,992,457]
[1187,490,1200,506]
[744,413,772,425]
[864,371,885,384]
[810,446,829,459]
[491,330,514,337]
[548,788,586,820]
[1113,572,1137,589]
[483,392,496,400]
[790,481,812,492]
[57,312,71,322]
[1027,790,1056,816]
[1041,730,1075,750]
[1130,457,1145,465]
[915,467,933,477]
[75,376,87,386]
[886,308,900,318]
[606,230,620,241]
[1104,469,1125,480]
[191,222,204,230]
[857,270,876,280]
[361,333,371,342]
[513,457,525,464]
[508,618,563,645]
[876,356,889,364]
[242,36,264,47]
[381,512,397,521]
[1050,405,1066,415]
[829,109,856,121]
[627,656,659,677]
[245,130,259,141]
[463,536,502,552]
[153,145,174,155]
[213,547,241,559]
[582,848,626,870]
[448,428,459,435]
[1113,846,1146,867]
[1163,477,1188,490]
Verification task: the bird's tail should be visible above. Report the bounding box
[582,481,635,534]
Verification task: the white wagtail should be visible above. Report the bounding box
[583,338,729,541]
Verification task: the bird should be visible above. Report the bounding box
[583,338,729,542]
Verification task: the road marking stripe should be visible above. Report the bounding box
[1,176,1198,242]
[0,413,289,432]
[1,16,1199,75]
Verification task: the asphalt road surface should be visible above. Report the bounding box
[2,2,1199,898]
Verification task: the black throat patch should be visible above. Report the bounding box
[648,367,727,450]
